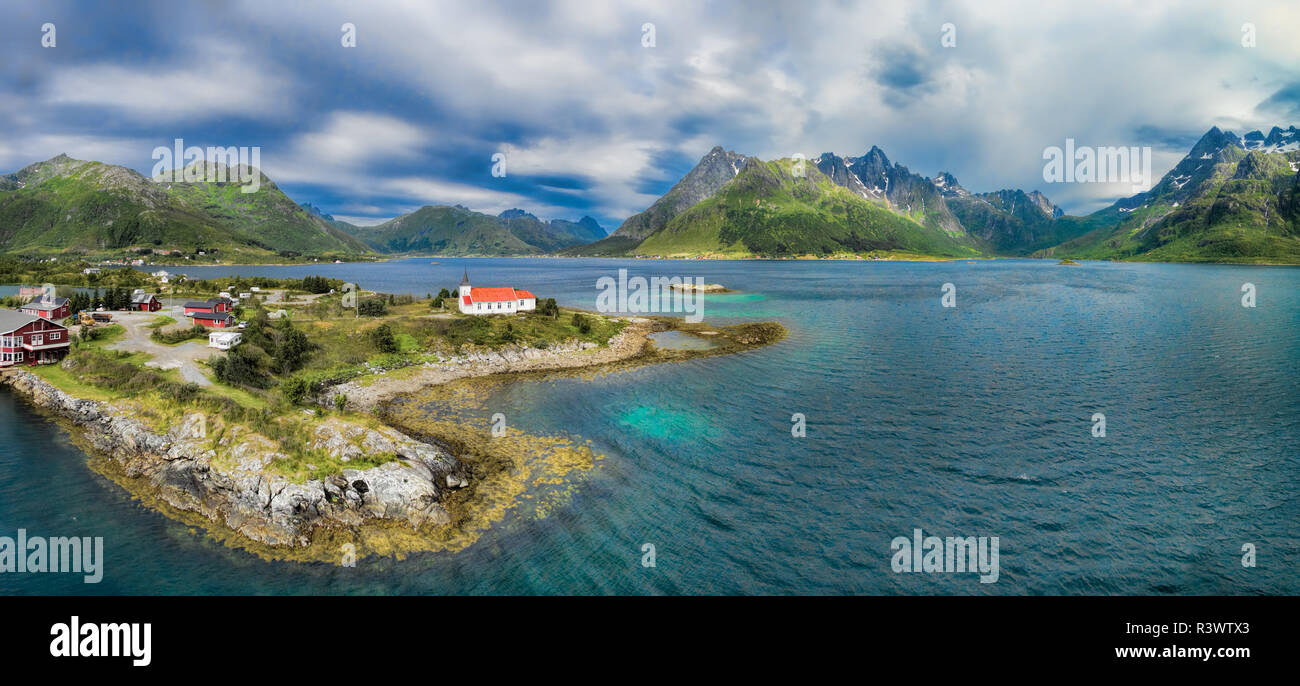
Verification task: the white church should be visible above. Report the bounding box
[457,270,537,315]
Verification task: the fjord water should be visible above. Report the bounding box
[2,258,1296,594]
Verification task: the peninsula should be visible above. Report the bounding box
[0,274,785,562]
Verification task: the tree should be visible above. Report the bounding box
[358,298,387,317]
[272,318,311,374]
[370,324,398,353]
[211,345,273,388]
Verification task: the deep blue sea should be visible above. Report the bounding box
[2,258,1297,594]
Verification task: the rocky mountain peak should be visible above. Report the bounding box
[933,171,968,197]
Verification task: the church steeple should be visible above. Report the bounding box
[458,269,472,300]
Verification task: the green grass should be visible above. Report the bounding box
[146,315,177,329]
[30,363,121,401]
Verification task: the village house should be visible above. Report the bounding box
[183,297,233,317]
[0,311,71,367]
[183,300,215,316]
[19,296,71,320]
[457,271,536,315]
[192,312,235,328]
[131,292,162,311]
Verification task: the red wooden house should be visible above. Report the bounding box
[192,312,235,328]
[184,298,232,316]
[131,292,162,311]
[19,296,71,321]
[184,301,215,316]
[0,311,71,366]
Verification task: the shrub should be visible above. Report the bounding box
[151,323,207,345]
[358,298,387,317]
[280,376,310,405]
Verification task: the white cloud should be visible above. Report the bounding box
[290,112,429,167]
[42,41,288,122]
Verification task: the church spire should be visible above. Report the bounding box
[460,269,470,286]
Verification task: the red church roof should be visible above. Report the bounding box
[467,287,519,303]
[514,290,536,299]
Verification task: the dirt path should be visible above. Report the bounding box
[105,307,216,386]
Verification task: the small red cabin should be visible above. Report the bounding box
[192,312,235,328]
[0,311,71,366]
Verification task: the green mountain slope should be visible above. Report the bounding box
[632,159,981,258]
[345,205,606,255]
[944,184,1074,255]
[1046,126,1300,263]
[0,154,370,260]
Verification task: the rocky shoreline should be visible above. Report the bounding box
[3,369,469,556]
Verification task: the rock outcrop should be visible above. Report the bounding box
[4,370,468,550]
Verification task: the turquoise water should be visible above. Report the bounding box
[646,330,717,351]
[2,258,1297,594]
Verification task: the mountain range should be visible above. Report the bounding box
[1043,126,1300,262]
[342,206,605,256]
[569,125,1300,263]
[3,124,1298,264]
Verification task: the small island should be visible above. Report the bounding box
[0,272,785,563]
[669,282,733,293]
[1057,258,1080,265]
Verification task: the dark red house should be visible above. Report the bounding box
[0,311,71,366]
[184,301,215,316]
[131,292,162,311]
[184,298,232,316]
[192,312,235,328]
[20,296,71,321]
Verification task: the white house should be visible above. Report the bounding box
[457,271,536,315]
[208,331,242,350]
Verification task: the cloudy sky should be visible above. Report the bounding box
[2,0,1298,229]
